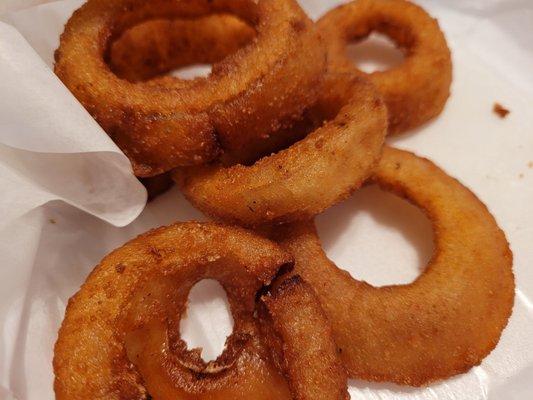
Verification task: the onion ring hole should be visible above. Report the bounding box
[345,32,404,73]
[179,279,234,362]
[316,185,434,287]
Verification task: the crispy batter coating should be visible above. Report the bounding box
[106,11,325,166]
[55,0,326,176]
[54,222,295,399]
[173,74,387,227]
[260,276,349,400]
[271,147,515,386]
[318,0,452,134]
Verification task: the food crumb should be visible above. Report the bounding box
[49,218,56,224]
[493,103,510,119]
[115,264,126,274]
[528,161,533,169]
[519,173,524,179]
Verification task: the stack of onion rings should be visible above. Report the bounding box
[173,73,387,227]
[318,0,452,134]
[55,0,326,176]
[52,0,516,392]
[54,222,347,399]
[270,147,515,386]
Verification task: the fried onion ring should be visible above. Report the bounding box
[260,276,349,400]
[55,0,326,176]
[271,147,515,386]
[173,74,387,227]
[54,222,347,399]
[106,12,314,165]
[318,0,452,134]
[54,222,292,399]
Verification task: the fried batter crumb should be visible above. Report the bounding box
[493,103,510,119]
[115,264,126,274]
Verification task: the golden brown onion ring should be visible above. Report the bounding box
[173,74,387,227]
[271,147,515,386]
[106,13,313,165]
[109,14,255,83]
[260,276,349,400]
[54,222,348,399]
[318,0,452,134]
[54,222,292,399]
[55,0,326,176]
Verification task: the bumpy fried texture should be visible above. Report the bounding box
[54,222,296,399]
[318,0,452,134]
[271,147,515,386]
[109,14,255,83]
[173,74,387,227]
[107,12,322,166]
[55,0,326,177]
[260,276,349,400]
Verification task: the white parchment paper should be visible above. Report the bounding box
[0,1,532,399]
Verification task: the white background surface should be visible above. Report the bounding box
[0,0,532,399]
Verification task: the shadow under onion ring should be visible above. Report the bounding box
[173,73,387,227]
[55,0,326,176]
[318,0,452,134]
[270,147,514,386]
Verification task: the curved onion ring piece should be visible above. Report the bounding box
[318,0,452,134]
[272,147,514,386]
[55,0,326,176]
[174,74,387,227]
[109,14,255,83]
[54,222,296,399]
[260,276,349,400]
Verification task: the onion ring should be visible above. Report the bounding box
[54,222,292,399]
[260,276,349,400]
[106,12,312,165]
[109,14,255,83]
[55,0,326,176]
[318,0,452,134]
[270,147,514,386]
[173,73,387,227]
[54,222,347,399]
